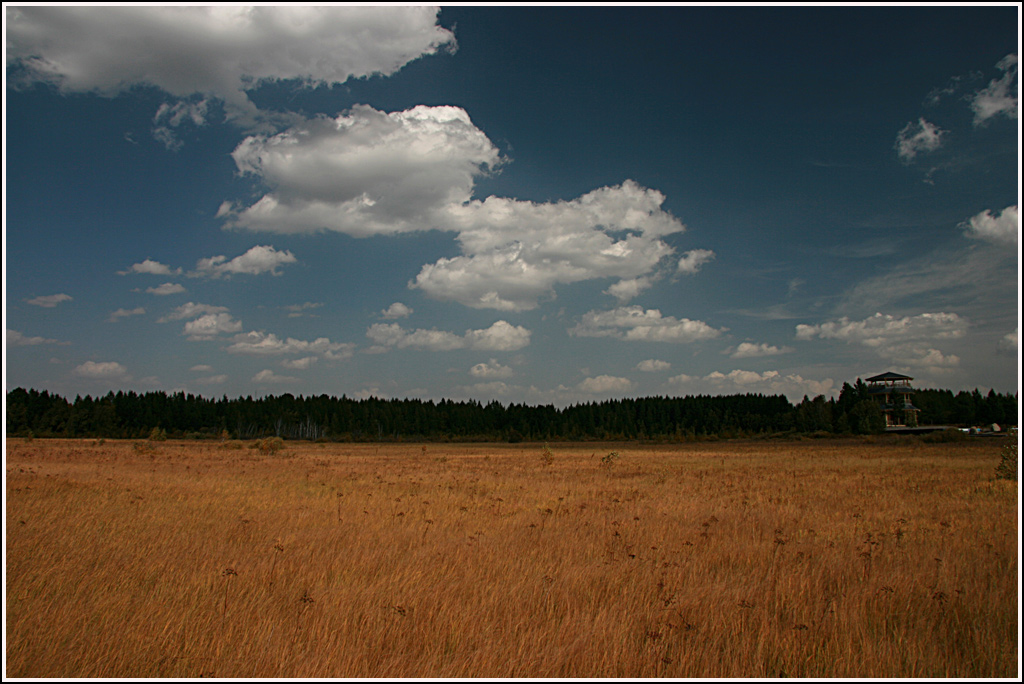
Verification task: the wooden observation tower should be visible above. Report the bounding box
[865,371,920,428]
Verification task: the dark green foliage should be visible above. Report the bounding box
[5,385,1017,442]
[849,400,886,435]
[922,428,969,443]
[796,395,832,433]
[830,381,886,434]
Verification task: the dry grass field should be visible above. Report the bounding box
[5,436,1019,678]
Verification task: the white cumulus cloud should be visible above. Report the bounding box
[146,283,186,296]
[795,311,967,369]
[158,302,229,322]
[578,375,635,394]
[108,307,146,322]
[252,369,298,384]
[463,321,532,351]
[605,277,654,303]
[7,6,455,119]
[636,359,671,372]
[998,328,1018,354]
[469,359,514,379]
[222,105,502,236]
[412,181,686,311]
[369,325,465,351]
[366,320,531,352]
[895,118,945,163]
[795,311,967,346]
[119,258,181,276]
[677,248,716,275]
[916,348,961,369]
[282,357,318,370]
[707,369,783,386]
[570,306,725,343]
[26,293,72,308]
[8,329,60,346]
[217,103,690,312]
[725,342,794,359]
[227,331,355,360]
[152,98,210,151]
[191,245,296,278]
[183,313,244,340]
[73,360,129,379]
[381,302,414,319]
[962,205,1018,246]
[971,54,1018,125]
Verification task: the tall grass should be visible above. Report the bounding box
[6,437,1018,678]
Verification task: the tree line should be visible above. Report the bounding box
[5,380,1017,442]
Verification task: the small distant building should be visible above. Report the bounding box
[866,371,921,428]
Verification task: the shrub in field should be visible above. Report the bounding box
[251,436,286,455]
[148,427,168,442]
[600,451,620,468]
[540,444,555,466]
[922,428,969,443]
[995,427,1017,481]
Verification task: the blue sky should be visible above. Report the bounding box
[4,5,1020,406]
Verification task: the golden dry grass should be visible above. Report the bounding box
[5,437,1019,678]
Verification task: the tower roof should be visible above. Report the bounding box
[865,371,914,382]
